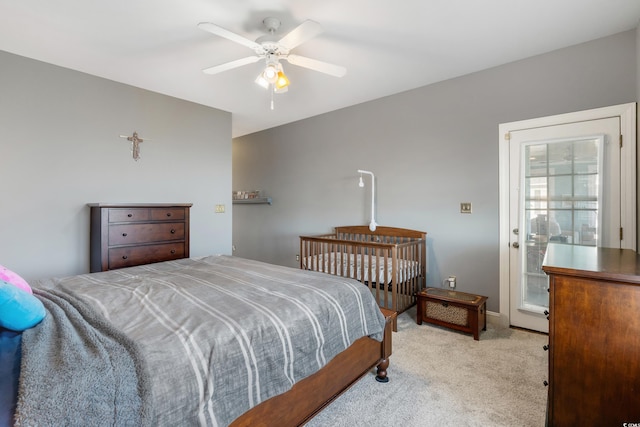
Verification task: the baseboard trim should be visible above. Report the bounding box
[487,310,509,328]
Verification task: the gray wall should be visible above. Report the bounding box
[0,51,233,282]
[233,30,638,313]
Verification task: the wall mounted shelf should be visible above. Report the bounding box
[232,197,272,205]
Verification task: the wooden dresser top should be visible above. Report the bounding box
[88,203,193,208]
[542,243,640,284]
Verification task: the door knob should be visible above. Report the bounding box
[512,242,520,248]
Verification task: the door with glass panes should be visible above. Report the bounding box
[508,117,620,332]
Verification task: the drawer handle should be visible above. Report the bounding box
[127,213,133,217]
[170,229,176,234]
[166,212,172,217]
[170,249,176,254]
[543,380,549,387]
[122,233,128,237]
[441,302,449,308]
[543,344,549,351]
[122,255,128,260]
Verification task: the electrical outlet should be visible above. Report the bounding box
[448,276,457,288]
[296,254,300,261]
[460,203,472,214]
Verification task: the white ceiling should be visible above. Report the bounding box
[1,1,639,138]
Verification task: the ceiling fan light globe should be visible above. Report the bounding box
[263,65,278,83]
[275,71,290,90]
[254,74,269,89]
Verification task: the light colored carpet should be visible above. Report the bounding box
[306,307,548,427]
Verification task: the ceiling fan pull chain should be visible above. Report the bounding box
[270,88,275,110]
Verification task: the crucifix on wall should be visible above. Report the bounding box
[119,131,146,161]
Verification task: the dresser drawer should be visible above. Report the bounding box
[151,208,186,221]
[109,223,185,245]
[108,208,150,223]
[109,243,186,270]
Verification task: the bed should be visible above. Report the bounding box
[0,255,392,427]
[300,226,427,323]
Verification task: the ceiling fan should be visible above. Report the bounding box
[197,17,346,94]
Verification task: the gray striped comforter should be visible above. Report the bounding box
[32,255,387,426]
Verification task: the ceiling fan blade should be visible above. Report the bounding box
[278,20,323,50]
[198,22,263,51]
[285,54,347,78]
[202,56,261,75]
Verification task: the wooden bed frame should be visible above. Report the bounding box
[231,312,394,426]
[300,225,427,326]
[83,207,393,426]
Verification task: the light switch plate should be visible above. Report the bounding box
[215,204,225,213]
[460,202,472,213]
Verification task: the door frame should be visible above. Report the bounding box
[498,103,637,326]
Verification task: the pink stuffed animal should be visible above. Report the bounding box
[0,265,32,294]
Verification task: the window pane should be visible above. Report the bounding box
[524,273,549,308]
[575,210,598,246]
[527,210,551,237]
[526,145,547,177]
[573,138,599,174]
[548,141,573,175]
[549,176,572,199]
[551,210,573,243]
[525,176,547,209]
[574,174,598,199]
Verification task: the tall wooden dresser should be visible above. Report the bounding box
[542,244,640,426]
[89,203,192,272]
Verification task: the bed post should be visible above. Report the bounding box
[376,307,395,382]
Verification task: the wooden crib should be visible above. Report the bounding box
[300,226,427,320]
